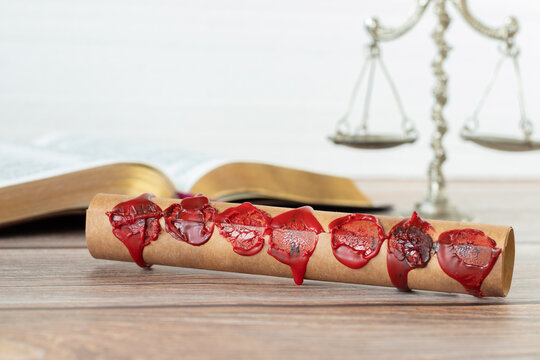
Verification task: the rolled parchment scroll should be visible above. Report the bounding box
[86,193,514,297]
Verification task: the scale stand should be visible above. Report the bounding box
[330,0,535,221]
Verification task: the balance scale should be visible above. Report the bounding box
[329,0,538,220]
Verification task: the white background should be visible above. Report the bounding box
[1,0,539,179]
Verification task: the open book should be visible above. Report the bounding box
[0,133,373,226]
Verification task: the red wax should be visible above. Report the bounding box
[106,193,162,268]
[163,196,216,246]
[329,214,386,269]
[268,206,324,285]
[214,202,272,256]
[437,229,502,297]
[387,212,434,291]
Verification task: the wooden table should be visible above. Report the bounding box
[1,180,539,359]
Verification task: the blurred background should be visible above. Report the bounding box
[1,0,539,179]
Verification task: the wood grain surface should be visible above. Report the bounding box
[1,180,539,359]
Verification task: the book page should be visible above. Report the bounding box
[0,142,112,188]
[35,132,230,191]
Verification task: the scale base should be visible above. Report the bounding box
[413,198,472,222]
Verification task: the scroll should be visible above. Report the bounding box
[86,193,514,297]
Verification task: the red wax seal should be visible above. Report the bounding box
[214,202,272,256]
[268,206,324,285]
[329,214,386,269]
[106,193,162,268]
[387,212,434,291]
[437,229,502,297]
[163,195,216,246]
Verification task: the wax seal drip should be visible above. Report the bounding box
[437,229,501,297]
[329,213,386,269]
[268,206,324,285]
[107,193,162,268]
[163,195,216,246]
[387,212,434,291]
[215,202,272,256]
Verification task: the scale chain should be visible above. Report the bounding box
[356,49,377,135]
[463,38,533,140]
[336,40,416,138]
[376,55,417,136]
[463,55,505,134]
[511,48,533,139]
[335,44,375,136]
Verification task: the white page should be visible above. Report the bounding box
[34,132,230,191]
[0,141,119,187]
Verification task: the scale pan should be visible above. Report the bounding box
[461,133,540,152]
[329,133,417,149]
